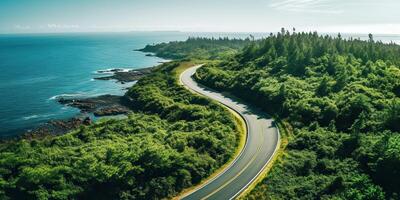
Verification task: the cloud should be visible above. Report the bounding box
[269,0,343,14]
[47,24,80,29]
[314,23,400,34]
[14,25,31,30]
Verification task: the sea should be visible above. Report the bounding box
[0,32,398,136]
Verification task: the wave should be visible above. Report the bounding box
[61,106,70,110]
[22,113,55,120]
[48,91,111,101]
[94,68,133,74]
[48,93,86,100]
[158,59,172,63]
[22,115,39,120]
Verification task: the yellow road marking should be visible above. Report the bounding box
[201,131,264,200]
[180,67,273,200]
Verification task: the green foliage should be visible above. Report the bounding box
[383,99,400,132]
[355,134,400,194]
[139,37,252,60]
[193,30,400,199]
[0,62,239,200]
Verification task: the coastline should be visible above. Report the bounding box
[1,65,157,141]
[0,39,169,140]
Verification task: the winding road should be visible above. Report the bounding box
[179,65,280,200]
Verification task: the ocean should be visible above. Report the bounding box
[0,32,398,136]
[0,32,260,136]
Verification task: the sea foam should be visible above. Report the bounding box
[48,93,85,100]
[94,68,133,74]
[22,113,55,120]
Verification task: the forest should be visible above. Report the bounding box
[192,30,400,199]
[0,61,241,200]
[139,37,252,60]
[2,32,400,199]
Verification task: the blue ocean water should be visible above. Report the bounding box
[0,32,262,136]
[0,32,181,136]
[0,32,398,136]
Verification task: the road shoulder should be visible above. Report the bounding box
[173,63,247,199]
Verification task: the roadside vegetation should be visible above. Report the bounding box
[193,30,400,199]
[0,61,241,200]
[3,32,399,200]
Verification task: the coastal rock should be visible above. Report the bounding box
[93,106,130,116]
[58,94,131,116]
[58,98,96,112]
[83,117,92,125]
[94,67,153,82]
[58,95,125,112]
[18,95,131,140]
[19,116,91,140]
[97,68,128,74]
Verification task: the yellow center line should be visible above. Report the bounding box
[180,67,269,200]
[201,131,264,200]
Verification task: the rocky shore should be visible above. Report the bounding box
[58,95,131,117]
[15,65,156,139]
[94,67,153,83]
[15,95,131,140]
[20,116,93,140]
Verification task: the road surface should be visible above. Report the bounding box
[179,65,280,200]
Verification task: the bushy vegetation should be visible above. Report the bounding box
[193,30,400,199]
[0,62,240,200]
[139,37,252,60]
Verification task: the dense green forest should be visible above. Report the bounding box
[139,37,252,60]
[2,33,399,200]
[192,30,400,199]
[0,62,240,200]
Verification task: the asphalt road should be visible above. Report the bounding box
[179,65,280,200]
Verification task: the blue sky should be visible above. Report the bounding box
[0,0,399,34]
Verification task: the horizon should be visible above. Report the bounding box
[1,0,399,34]
[1,1,400,199]
[1,30,399,45]
[1,30,400,36]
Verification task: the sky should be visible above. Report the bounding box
[0,0,399,34]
